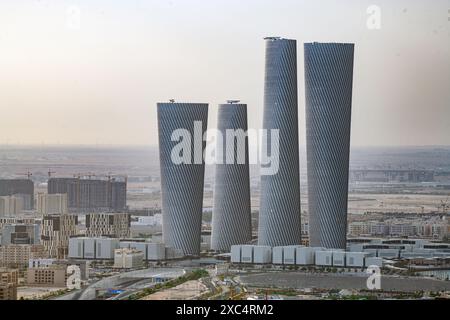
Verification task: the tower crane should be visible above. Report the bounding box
[16,171,33,180]
[440,195,449,213]
[48,169,56,178]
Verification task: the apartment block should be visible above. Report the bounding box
[85,212,130,238]
[48,177,126,213]
[26,265,67,287]
[0,196,24,217]
[1,223,40,245]
[0,179,34,210]
[0,268,18,300]
[114,248,144,269]
[37,193,68,215]
[41,214,78,259]
[0,244,46,269]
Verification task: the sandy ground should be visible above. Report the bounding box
[347,193,450,215]
[17,286,66,300]
[140,280,208,300]
[128,189,449,215]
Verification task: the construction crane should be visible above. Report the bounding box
[48,169,56,178]
[16,171,33,180]
[440,196,449,213]
[106,172,115,182]
[80,172,96,179]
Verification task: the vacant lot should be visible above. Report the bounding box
[239,272,450,292]
[140,280,208,300]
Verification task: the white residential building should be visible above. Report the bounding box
[37,193,68,215]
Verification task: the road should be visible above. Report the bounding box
[52,267,185,300]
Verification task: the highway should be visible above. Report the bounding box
[52,267,185,300]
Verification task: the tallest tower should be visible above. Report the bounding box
[304,42,355,249]
[258,37,302,247]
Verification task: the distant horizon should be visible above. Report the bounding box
[1,143,450,149]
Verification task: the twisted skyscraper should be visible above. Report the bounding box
[304,42,355,249]
[258,37,302,246]
[211,102,252,252]
[157,102,208,256]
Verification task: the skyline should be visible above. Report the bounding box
[0,1,449,305]
[0,0,449,147]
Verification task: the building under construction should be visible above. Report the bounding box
[0,179,34,210]
[47,176,127,213]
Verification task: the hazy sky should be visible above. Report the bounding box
[0,0,448,146]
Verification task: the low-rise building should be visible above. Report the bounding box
[282,246,298,265]
[0,268,18,300]
[96,238,120,260]
[1,223,40,245]
[296,247,319,265]
[0,218,37,230]
[147,243,165,261]
[240,245,254,264]
[41,214,78,259]
[114,248,144,269]
[68,237,120,260]
[85,212,130,238]
[134,214,162,226]
[365,257,383,268]
[0,282,17,300]
[230,245,241,264]
[332,251,346,267]
[0,244,46,269]
[68,237,166,261]
[26,265,67,287]
[120,240,148,260]
[346,252,369,268]
[315,251,333,266]
[348,221,370,236]
[164,247,183,260]
[29,258,55,269]
[272,246,283,265]
[37,193,68,215]
[253,246,272,264]
[377,249,400,259]
[349,217,448,240]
